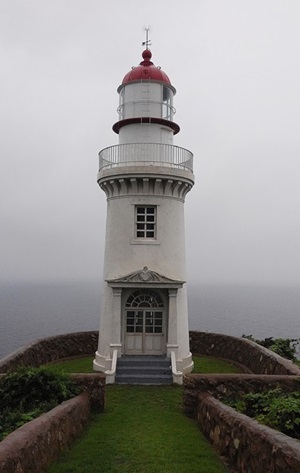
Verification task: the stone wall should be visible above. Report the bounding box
[186,329,300,468]
[190,331,300,375]
[71,373,106,411]
[0,333,104,471]
[0,331,98,373]
[0,392,91,473]
[2,330,299,377]
[183,373,300,417]
[1,331,300,472]
[197,392,300,473]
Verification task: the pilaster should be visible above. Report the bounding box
[167,288,179,357]
[111,287,122,356]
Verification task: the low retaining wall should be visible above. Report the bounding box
[190,331,300,375]
[0,392,91,473]
[183,373,300,417]
[0,331,98,373]
[71,373,106,411]
[1,331,300,472]
[183,375,300,471]
[197,392,300,473]
[2,330,299,377]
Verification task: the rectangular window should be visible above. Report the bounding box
[126,311,143,333]
[135,206,156,239]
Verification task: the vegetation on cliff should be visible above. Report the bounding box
[242,335,300,361]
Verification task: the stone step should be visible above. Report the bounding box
[116,365,171,375]
[115,355,172,385]
[117,356,171,368]
[115,373,173,385]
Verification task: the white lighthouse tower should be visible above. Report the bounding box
[93,39,195,384]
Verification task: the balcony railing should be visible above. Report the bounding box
[98,143,193,172]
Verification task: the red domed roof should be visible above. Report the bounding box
[122,49,171,85]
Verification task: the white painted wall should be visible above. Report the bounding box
[102,195,186,280]
[94,75,193,381]
[119,124,174,145]
[94,190,193,373]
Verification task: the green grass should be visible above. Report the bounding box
[45,355,238,472]
[192,355,241,374]
[44,355,242,375]
[47,385,229,473]
[44,356,94,374]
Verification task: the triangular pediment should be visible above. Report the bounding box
[106,266,184,287]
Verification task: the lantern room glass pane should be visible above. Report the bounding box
[162,85,173,120]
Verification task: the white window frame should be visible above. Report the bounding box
[135,206,156,239]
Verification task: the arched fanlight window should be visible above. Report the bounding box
[125,289,163,308]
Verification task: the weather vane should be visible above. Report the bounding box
[142,26,151,50]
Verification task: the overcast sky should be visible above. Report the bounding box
[1,0,300,286]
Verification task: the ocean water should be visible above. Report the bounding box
[0,282,101,359]
[188,284,300,340]
[0,282,300,359]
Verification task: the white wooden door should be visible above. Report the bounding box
[125,309,165,354]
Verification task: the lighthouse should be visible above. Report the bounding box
[93,40,195,384]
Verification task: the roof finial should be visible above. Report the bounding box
[142,26,151,50]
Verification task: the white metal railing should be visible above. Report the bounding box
[98,143,193,172]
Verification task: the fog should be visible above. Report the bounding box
[1,0,300,286]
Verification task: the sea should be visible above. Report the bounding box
[1,281,300,360]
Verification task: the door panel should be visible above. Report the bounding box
[144,333,163,353]
[126,333,143,351]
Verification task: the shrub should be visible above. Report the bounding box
[227,387,300,439]
[0,367,80,440]
[242,335,299,361]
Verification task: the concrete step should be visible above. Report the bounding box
[117,356,171,368]
[116,365,171,375]
[115,373,173,385]
[115,355,172,385]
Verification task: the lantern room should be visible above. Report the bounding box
[113,49,179,145]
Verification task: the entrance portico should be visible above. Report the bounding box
[105,267,184,360]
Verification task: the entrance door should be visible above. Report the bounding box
[124,289,165,355]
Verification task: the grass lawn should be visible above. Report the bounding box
[47,385,229,473]
[44,356,94,374]
[45,354,242,375]
[45,355,239,472]
[192,355,241,374]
